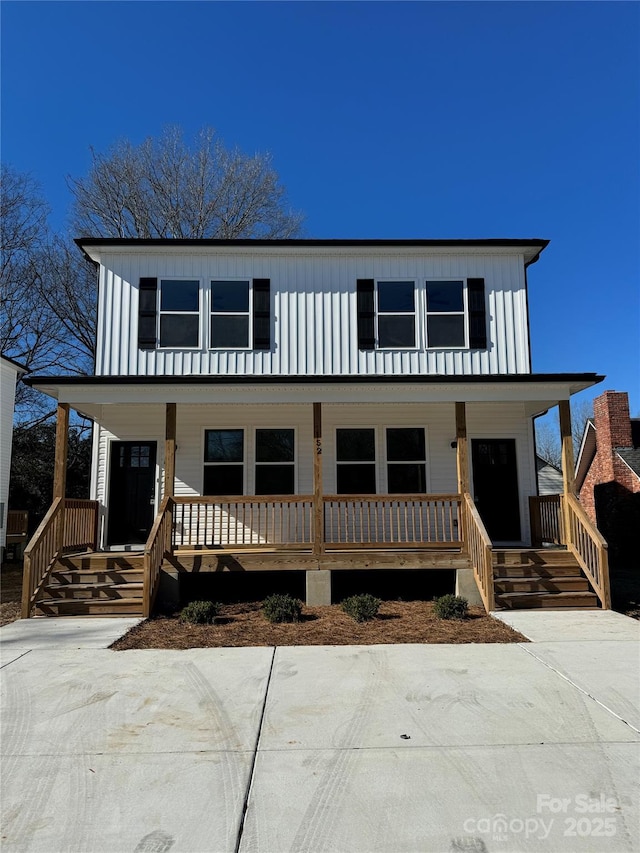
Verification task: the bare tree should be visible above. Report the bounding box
[535,399,594,469]
[68,126,303,239]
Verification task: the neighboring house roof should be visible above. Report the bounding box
[575,415,640,489]
[616,421,640,478]
[575,419,596,491]
[536,455,563,495]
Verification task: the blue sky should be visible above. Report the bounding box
[2,1,638,415]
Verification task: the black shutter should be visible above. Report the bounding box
[138,277,158,350]
[468,278,487,349]
[253,278,271,350]
[357,279,375,350]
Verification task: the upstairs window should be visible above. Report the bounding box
[203,429,244,495]
[377,281,416,348]
[386,428,427,493]
[158,279,200,348]
[336,428,376,494]
[426,280,466,348]
[255,429,295,494]
[211,280,250,349]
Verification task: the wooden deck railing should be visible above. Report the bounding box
[143,497,173,617]
[21,498,99,618]
[171,496,315,549]
[7,510,28,539]
[529,495,562,546]
[563,493,611,609]
[462,493,494,611]
[323,495,462,548]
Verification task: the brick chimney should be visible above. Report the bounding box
[593,391,632,481]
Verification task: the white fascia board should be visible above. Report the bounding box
[81,242,543,265]
[51,379,590,408]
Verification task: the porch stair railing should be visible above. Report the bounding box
[21,498,99,618]
[524,494,611,610]
[143,496,174,617]
[462,493,495,611]
[563,494,611,609]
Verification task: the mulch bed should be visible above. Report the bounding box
[0,563,23,626]
[111,600,529,649]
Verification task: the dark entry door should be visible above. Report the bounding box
[471,439,521,541]
[107,442,157,545]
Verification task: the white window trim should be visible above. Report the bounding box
[209,278,253,351]
[425,278,469,350]
[157,277,202,351]
[383,425,431,493]
[254,427,298,495]
[375,279,418,351]
[202,427,247,495]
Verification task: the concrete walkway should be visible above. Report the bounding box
[1,611,638,852]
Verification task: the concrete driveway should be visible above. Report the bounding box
[1,612,638,853]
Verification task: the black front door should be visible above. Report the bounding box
[107,442,157,545]
[471,439,521,541]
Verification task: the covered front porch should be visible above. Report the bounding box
[22,374,610,617]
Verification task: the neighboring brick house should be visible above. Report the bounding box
[576,390,640,564]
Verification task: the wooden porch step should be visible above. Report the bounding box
[493,564,581,579]
[56,553,144,571]
[42,582,144,600]
[491,548,578,568]
[35,598,144,616]
[495,590,599,609]
[494,577,590,594]
[50,569,144,584]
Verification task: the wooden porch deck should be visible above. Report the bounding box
[21,492,611,617]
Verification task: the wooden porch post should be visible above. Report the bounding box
[559,399,575,546]
[313,402,324,556]
[53,402,69,556]
[164,403,177,499]
[455,402,470,495]
[53,403,70,500]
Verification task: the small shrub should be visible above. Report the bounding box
[341,593,381,623]
[433,594,468,620]
[262,593,303,623]
[179,600,221,625]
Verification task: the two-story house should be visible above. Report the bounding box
[22,239,611,617]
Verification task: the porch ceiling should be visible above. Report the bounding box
[27,373,603,419]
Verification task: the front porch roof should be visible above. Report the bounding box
[27,373,604,421]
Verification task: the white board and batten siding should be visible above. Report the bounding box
[93,401,535,545]
[94,247,532,377]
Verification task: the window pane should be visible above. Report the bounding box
[256,429,294,462]
[378,315,415,348]
[337,464,376,494]
[204,429,244,462]
[211,315,249,348]
[426,281,464,313]
[255,465,295,495]
[336,429,375,462]
[203,465,244,496]
[387,428,425,461]
[212,280,250,312]
[159,314,199,348]
[378,281,414,312]
[427,315,465,347]
[388,463,426,494]
[160,280,199,311]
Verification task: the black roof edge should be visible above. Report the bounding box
[0,353,31,373]
[75,237,550,250]
[25,372,604,388]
